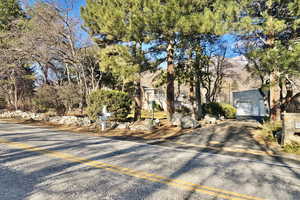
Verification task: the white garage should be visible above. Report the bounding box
[233,89,268,121]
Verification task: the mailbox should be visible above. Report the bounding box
[99,105,113,131]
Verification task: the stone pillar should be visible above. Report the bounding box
[281,112,300,145]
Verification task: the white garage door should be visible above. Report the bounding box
[237,102,253,116]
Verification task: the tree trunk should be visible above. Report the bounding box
[166,41,175,120]
[65,63,71,84]
[121,82,125,92]
[283,78,293,110]
[269,71,281,121]
[266,34,281,121]
[14,80,18,110]
[11,70,18,110]
[176,81,181,100]
[79,95,85,114]
[132,41,143,121]
[194,48,202,119]
[279,78,284,113]
[189,79,196,120]
[195,75,202,120]
[7,88,13,108]
[134,77,142,121]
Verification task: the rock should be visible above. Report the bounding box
[48,116,61,124]
[109,122,118,129]
[38,114,45,120]
[154,119,160,126]
[170,112,200,129]
[171,112,201,129]
[0,110,90,127]
[89,122,100,129]
[171,112,184,126]
[116,122,130,129]
[72,117,91,127]
[1,111,10,118]
[181,116,201,129]
[286,93,300,113]
[204,114,217,124]
[82,117,92,126]
[130,124,153,131]
[34,113,49,121]
[58,116,83,126]
[51,116,86,126]
[130,119,154,131]
[0,110,33,119]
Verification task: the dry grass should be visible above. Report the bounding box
[249,121,283,151]
[251,121,300,155]
[283,142,300,155]
[251,121,280,141]
[99,120,192,140]
[128,110,167,120]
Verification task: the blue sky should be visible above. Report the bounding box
[26,0,240,58]
[210,34,240,58]
[27,0,86,13]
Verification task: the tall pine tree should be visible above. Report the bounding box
[143,0,240,119]
[81,0,152,120]
[82,0,241,120]
[0,0,23,30]
[240,0,300,121]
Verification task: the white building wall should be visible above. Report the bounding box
[233,89,268,117]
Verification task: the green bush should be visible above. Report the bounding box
[152,101,164,112]
[220,103,237,119]
[87,89,132,121]
[202,102,236,119]
[203,102,222,117]
[260,121,282,142]
[175,105,191,115]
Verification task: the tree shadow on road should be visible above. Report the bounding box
[1,121,300,200]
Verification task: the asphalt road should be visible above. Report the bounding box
[0,121,300,200]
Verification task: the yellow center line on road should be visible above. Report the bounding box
[0,138,264,200]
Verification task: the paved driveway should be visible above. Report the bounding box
[0,121,300,200]
[170,121,264,148]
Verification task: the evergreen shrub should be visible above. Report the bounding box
[202,102,236,119]
[87,89,132,121]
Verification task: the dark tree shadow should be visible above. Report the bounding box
[1,120,300,200]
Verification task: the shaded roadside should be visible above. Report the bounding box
[1,119,299,162]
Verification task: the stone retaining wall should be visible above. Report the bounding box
[0,110,91,127]
[0,110,130,130]
[282,112,300,145]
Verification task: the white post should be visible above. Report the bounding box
[101,121,106,131]
[100,105,113,131]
